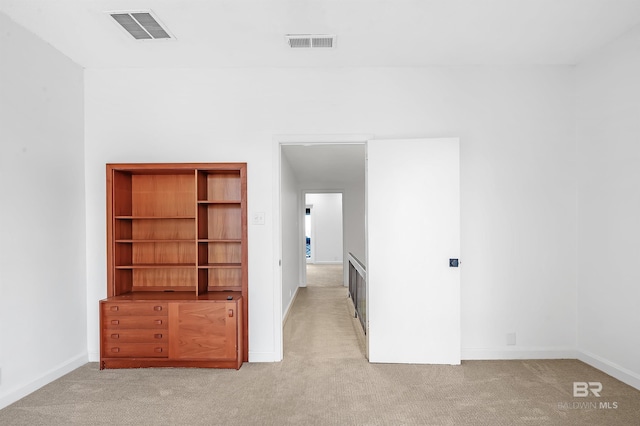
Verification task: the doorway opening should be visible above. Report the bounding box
[305,206,312,263]
[304,192,343,287]
[278,140,368,361]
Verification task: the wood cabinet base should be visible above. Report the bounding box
[100,293,243,370]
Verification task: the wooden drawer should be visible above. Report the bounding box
[102,302,168,316]
[104,329,167,343]
[104,343,168,358]
[103,316,167,329]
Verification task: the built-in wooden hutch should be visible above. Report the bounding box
[100,163,248,369]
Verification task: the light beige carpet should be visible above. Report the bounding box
[1,285,639,425]
[306,264,344,287]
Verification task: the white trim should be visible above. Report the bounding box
[282,285,301,325]
[0,353,88,410]
[249,351,280,363]
[348,252,367,279]
[462,347,577,360]
[313,261,343,265]
[272,139,284,361]
[276,134,373,145]
[578,350,640,391]
[88,351,100,362]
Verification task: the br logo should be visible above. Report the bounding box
[573,382,602,397]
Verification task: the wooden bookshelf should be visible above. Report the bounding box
[101,163,247,369]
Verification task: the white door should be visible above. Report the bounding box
[367,138,460,364]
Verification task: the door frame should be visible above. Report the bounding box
[273,134,371,361]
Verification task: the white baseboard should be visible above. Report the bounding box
[312,261,343,265]
[248,351,279,363]
[282,285,300,326]
[463,347,640,391]
[462,347,577,360]
[0,352,88,410]
[578,350,640,391]
[88,350,100,362]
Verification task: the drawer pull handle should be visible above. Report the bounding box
[111,347,120,353]
[110,306,119,312]
[154,306,163,311]
[154,334,163,339]
[154,320,163,325]
[111,334,119,339]
[154,347,163,353]
[228,309,234,318]
[111,320,120,325]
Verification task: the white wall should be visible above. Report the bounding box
[84,65,577,363]
[576,24,640,388]
[457,67,577,359]
[342,181,366,288]
[0,13,87,408]
[343,182,366,264]
[281,153,301,319]
[306,193,343,264]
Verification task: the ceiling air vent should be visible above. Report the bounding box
[286,34,336,49]
[109,11,173,40]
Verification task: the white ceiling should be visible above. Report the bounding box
[2,0,640,69]
[282,144,365,188]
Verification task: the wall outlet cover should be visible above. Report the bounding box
[252,211,265,225]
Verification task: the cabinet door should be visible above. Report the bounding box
[169,302,238,361]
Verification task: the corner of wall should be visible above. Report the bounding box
[0,354,88,410]
[578,350,640,391]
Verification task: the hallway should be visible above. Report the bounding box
[284,264,367,361]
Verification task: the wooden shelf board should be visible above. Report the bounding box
[197,200,242,204]
[116,264,196,269]
[115,216,196,220]
[130,286,197,293]
[116,239,195,243]
[207,286,242,292]
[198,263,242,269]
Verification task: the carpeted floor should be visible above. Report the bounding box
[1,269,639,425]
[306,264,344,287]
